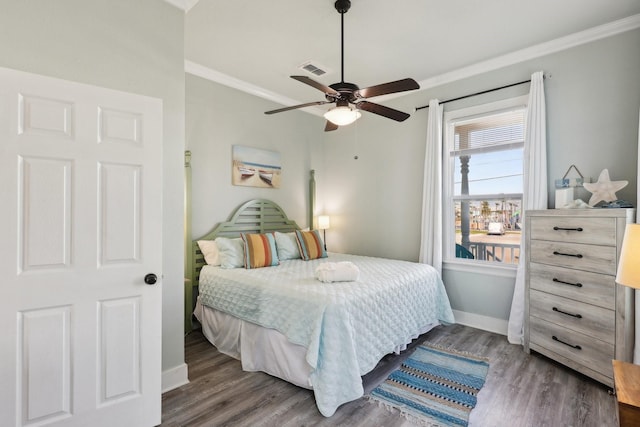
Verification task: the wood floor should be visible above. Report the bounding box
[161,324,618,427]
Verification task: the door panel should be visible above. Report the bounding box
[99,162,142,265]
[98,108,142,145]
[18,306,72,425]
[0,66,162,427]
[19,94,74,139]
[19,156,73,271]
[98,297,141,405]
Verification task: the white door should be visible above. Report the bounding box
[0,67,163,427]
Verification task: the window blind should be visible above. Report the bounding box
[452,109,525,156]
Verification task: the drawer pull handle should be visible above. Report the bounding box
[552,278,583,288]
[553,251,583,258]
[553,226,583,232]
[552,335,582,350]
[552,307,582,319]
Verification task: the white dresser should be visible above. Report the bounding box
[524,208,635,387]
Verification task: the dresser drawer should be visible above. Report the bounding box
[529,317,614,379]
[529,289,615,344]
[529,262,615,309]
[529,240,617,275]
[529,216,617,246]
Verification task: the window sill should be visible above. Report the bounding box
[443,259,517,278]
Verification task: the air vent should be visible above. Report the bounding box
[299,61,330,76]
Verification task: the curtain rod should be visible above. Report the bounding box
[415,78,533,111]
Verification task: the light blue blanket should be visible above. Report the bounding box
[199,253,455,417]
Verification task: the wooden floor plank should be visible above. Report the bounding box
[161,324,617,426]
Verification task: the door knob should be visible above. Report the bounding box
[144,273,158,285]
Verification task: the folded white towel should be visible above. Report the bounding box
[315,261,360,283]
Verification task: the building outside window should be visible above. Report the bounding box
[443,96,527,266]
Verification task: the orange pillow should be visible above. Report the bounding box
[295,230,327,261]
[241,233,279,269]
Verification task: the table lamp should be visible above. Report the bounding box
[317,215,330,251]
[616,223,640,289]
[616,223,640,359]
[613,223,640,427]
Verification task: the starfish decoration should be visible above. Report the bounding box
[583,169,628,206]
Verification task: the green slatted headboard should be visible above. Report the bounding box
[190,199,301,289]
[185,169,316,334]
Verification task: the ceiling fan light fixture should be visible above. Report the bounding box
[324,105,361,126]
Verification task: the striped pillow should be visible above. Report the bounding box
[295,230,327,261]
[240,233,279,269]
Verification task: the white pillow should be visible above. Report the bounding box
[274,231,301,260]
[197,240,220,266]
[214,237,244,268]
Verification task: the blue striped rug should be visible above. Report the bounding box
[368,343,489,426]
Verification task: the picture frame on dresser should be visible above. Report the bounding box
[523,208,636,388]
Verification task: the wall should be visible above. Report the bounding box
[321,29,640,332]
[184,28,639,336]
[186,74,324,239]
[0,0,187,387]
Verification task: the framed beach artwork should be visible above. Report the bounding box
[232,145,281,188]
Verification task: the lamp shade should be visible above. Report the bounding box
[324,106,361,126]
[317,215,331,230]
[616,224,640,289]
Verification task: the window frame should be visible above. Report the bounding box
[442,95,528,268]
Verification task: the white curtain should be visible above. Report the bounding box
[419,99,444,274]
[507,71,548,344]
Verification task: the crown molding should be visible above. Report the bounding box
[163,0,200,12]
[414,13,640,93]
[185,13,640,111]
[184,60,325,117]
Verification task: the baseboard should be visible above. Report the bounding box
[162,363,189,393]
[452,309,508,336]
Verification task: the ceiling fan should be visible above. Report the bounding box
[264,0,420,132]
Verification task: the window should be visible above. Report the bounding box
[443,96,527,266]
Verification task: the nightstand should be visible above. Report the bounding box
[613,359,640,427]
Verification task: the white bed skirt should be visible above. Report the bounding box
[194,298,439,391]
[194,298,314,388]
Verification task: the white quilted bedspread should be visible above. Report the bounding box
[198,253,455,417]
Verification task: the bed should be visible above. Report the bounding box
[189,198,455,417]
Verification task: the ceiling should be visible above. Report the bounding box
[183,0,640,115]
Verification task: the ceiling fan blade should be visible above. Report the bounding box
[324,121,339,132]
[265,101,330,115]
[291,76,340,96]
[357,101,411,122]
[356,78,420,99]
